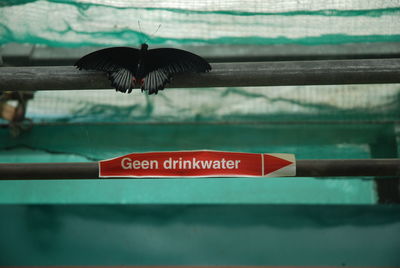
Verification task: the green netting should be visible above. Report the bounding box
[1,1,400,206]
[1,0,400,123]
[20,84,400,123]
[1,0,400,46]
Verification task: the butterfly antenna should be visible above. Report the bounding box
[151,24,162,37]
[143,24,161,44]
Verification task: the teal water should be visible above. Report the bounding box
[1,205,399,265]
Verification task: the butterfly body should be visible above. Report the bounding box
[75,43,211,95]
[132,43,149,82]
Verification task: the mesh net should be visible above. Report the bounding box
[1,1,400,205]
[20,85,400,123]
[1,1,400,123]
[1,0,400,46]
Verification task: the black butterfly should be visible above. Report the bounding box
[75,43,211,95]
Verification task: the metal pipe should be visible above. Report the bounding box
[0,159,399,179]
[1,59,400,91]
[296,159,400,177]
[0,162,99,180]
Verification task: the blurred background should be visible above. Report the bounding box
[0,0,399,266]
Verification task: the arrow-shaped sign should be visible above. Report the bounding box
[99,150,295,178]
[263,153,296,177]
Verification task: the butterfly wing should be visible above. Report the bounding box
[75,47,140,93]
[142,48,211,94]
[108,69,134,93]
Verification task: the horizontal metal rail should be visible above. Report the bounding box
[3,43,400,65]
[0,159,399,179]
[1,59,400,91]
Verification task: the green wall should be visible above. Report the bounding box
[0,205,399,266]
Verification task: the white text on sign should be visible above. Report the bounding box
[121,157,241,170]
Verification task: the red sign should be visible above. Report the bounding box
[99,150,295,178]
